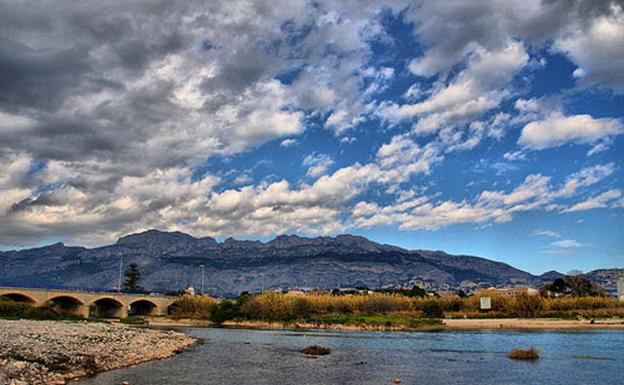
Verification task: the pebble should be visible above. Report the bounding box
[0,320,195,385]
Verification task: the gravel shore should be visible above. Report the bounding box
[0,320,196,385]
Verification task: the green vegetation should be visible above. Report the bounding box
[306,314,442,329]
[120,315,147,324]
[0,299,84,321]
[420,299,445,318]
[123,263,144,292]
[541,276,605,297]
[170,288,624,326]
[168,295,219,319]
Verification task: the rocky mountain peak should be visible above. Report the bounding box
[115,229,196,246]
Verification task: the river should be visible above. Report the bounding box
[78,327,624,385]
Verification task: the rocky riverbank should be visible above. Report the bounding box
[0,320,196,385]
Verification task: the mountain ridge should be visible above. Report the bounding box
[0,229,620,297]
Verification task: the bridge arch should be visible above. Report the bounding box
[46,295,86,317]
[0,292,37,304]
[90,297,126,318]
[128,299,158,316]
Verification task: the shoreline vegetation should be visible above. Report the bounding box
[0,320,196,385]
[162,291,624,331]
[2,291,624,332]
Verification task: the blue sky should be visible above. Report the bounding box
[0,1,622,274]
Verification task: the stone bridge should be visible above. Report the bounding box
[0,286,177,318]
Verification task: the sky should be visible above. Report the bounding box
[0,0,622,274]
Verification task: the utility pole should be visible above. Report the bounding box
[199,265,204,295]
[117,253,123,293]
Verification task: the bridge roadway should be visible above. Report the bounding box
[0,286,176,318]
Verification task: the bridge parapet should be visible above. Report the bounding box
[0,286,176,318]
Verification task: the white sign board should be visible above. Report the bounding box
[480,297,492,310]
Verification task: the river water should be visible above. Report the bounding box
[78,327,624,385]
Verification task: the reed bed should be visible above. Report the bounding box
[544,296,622,311]
[169,291,624,321]
[168,295,218,319]
[241,292,416,320]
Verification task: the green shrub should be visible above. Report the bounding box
[26,306,60,320]
[420,300,444,318]
[0,299,32,318]
[120,316,146,324]
[510,293,544,317]
[209,300,242,323]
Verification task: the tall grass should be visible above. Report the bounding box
[168,295,218,319]
[169,292,624,321]
[544,296,621,311]
[241,292,415,320]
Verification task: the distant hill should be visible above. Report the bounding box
[0,229,620,297]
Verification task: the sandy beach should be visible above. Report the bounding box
[0,320,196,385]
[443,318,624,330]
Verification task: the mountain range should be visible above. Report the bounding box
[0,229,621,297]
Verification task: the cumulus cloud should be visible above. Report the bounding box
[0,0,622,246]
[382,41,528,141]
[351,162,622,231]
[518,113,623,150]
[554,3,624,91]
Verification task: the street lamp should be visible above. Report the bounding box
[117,253,123,293]
[200,264,205,295]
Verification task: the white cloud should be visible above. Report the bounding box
[533,229,559,238]
[280,139,298,147]
[554,4,624,92]
[564,189,622,212]
[549,239,585,248]
[380,41,528,151]
[384,42,527,125]
[541,249,575,255]
[503,150,527,161]
[351,160,620,232]
[519,112,623,150]
[1,0,623,246]
[232,174,253,185]
[557,163,616,198]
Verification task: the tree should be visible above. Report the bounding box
[123,263,144,292]
[404,285,428,298]
[541,275,605,297]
